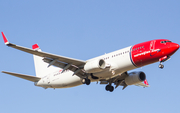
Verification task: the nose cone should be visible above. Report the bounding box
[177,43,180,49]
[171,42,180,52]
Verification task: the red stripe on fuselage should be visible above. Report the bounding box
[131,39,177,67]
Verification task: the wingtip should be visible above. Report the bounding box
[1,32,9,45]
[2,71,8,74]
[144,79,149,86]
[32,44,40,50]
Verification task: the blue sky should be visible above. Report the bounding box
[0,0,180,113]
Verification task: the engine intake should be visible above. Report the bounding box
[84,59,106,73]
[125,71,146,85]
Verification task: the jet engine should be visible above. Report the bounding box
[125,71,146,85]
[84,59,106,73]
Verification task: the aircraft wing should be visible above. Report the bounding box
[2,71,41,82]
[1,32,86,67]
[100,72,150,90]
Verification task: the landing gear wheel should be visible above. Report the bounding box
[105,85,111,91]
[105,85,114,92]
[81,78,86,84]
[81,78,91,85]
[85,79,91,85]
[109,86,114,92]
[159,64,164,69]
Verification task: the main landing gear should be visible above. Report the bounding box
[81,73,98,85]
[105,85,114,92]
[82,78,91,85]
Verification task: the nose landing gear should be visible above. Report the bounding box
[158,56,170,69]
[159,63,164,69]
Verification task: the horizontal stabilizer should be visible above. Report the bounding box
[2,71,41,82]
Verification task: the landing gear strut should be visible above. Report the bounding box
[105,85,114,92]
[82,78,91,85]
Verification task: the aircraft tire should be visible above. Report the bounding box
[85,79,91,85]
[105,85,110,91]
[81,78,86,84]
[159,64,164,69]
[109,86,114,92]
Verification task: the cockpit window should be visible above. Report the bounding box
[161,41,172,43]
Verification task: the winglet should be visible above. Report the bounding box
[144,79,149,86]
[1,32,9,45]
[32,44,39,50]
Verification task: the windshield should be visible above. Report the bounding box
[161,40,172,43]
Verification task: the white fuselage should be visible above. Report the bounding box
[35,46,137,88]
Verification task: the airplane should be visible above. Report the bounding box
[1,32,179,92]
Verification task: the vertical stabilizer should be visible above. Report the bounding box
[32,44,58,77]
